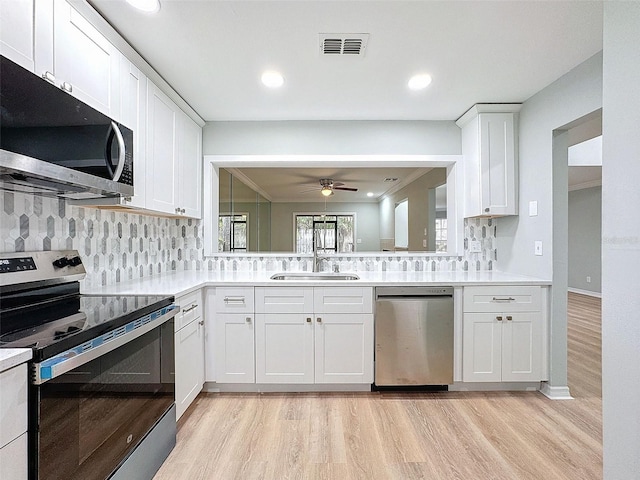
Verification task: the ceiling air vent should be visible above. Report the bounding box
[319,34,369,56]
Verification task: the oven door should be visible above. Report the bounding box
[30,319,175,480]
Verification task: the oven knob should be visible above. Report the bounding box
[68,256,82,267]
[52,257,70,268]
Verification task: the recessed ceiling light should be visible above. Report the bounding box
[126,0,160,13]
[367,192,374,197]
[261,71,285,88]
[408,73,432,91]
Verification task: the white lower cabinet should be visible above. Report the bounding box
[0,363,28,480]
[175,290,204,420]
[462,286,545,382]
[214,287,256,383]
[255,286,374,385]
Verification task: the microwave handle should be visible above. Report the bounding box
[105,121,127,182]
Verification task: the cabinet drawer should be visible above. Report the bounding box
[463,286,541,313]
[215,287,255,313]
[314,287,373,314]
[255,287,313,313]
[0,364,28,449]
[175,289,202,331]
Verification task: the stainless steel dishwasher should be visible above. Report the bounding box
[375,286,454,386]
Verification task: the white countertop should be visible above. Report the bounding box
[83,270,551,297]
[0,349,32,373]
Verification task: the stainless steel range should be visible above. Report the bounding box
[0,250,178,480]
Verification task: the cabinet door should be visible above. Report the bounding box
[52,0,120,117]
[175,318,204,419]
[146,81,179,214]
[501,312,542,382]
[0,0,35,71]
[0,364,27,449]
[462,313,502,382]
[478,113,517,216]
[255,314,314,384]
[119,59,146,208]
[177,112,202,218]
[215,313,255,383]
[0,433,28,480]
[314,313,373,384]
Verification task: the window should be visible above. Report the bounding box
[219,214,248,252]
[295,214,355,254]
[435,218,447,252]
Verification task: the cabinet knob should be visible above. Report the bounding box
[317,317,322,323]
[181,208,186,214]
[199,320,204,326]
[42,71,55,83]
[245,317,252,323]
[485,207,490,213]
[306,317,312,323]
[61,82,73,93]
[506,316,513,321]
[496,316,503,322]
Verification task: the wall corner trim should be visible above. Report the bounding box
[539,383,573,400]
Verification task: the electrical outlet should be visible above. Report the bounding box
[586,276,591,283]
[422,239,427,248]
[469,241,481,253]
[534,241,543,256]
[529,201,538,216]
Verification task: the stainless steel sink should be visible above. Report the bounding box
[270,272,360,281]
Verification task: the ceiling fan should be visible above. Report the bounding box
[300,178,359,196]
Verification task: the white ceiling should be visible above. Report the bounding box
[223,166,442,202]
[88,0,603,122]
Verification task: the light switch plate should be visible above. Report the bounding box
[529,201,538,216]
[534,241,543,256]
[469,240,482,253]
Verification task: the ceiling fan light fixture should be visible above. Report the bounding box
[126,0,160,13]
[321,186,333,196]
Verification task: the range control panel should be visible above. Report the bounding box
[0,257,37,273]
[0,250,86,287]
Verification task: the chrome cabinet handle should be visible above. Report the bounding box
[496,316,503,322]
[306,317,312,323]
[61,81,73,93]
[317,317,322,323]
[42,71,55,83]
[492,297,516,302]
[182,304,198,313]
[224,296,245,305]
[109,122,126,182]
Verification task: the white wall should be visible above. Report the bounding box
[497,52,603,279]
[568,186,601,294]
[203,120,461,155]
[602,3,640,478]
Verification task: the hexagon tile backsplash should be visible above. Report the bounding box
[1,191,203,289]
[1,191,497,288]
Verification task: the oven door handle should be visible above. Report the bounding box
[32,305,179,385]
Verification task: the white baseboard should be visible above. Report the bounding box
[568,287,601,298]
[539,383,573,400]
[203,382,372,393]
[449,382,541,392]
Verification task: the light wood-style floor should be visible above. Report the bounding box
[155,292,602,480]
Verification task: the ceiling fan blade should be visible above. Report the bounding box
[332,182,345,187]
[334,186,358,192]
[298,187,321,193]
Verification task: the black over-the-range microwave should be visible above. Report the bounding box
[0,55,134,199]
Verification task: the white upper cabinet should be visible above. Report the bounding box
[456,104,521,217]
[0,0,35,71]
[177,112,203,218]
[119,58,147,208]
[146,81,179,214]
[146,82,203,218]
